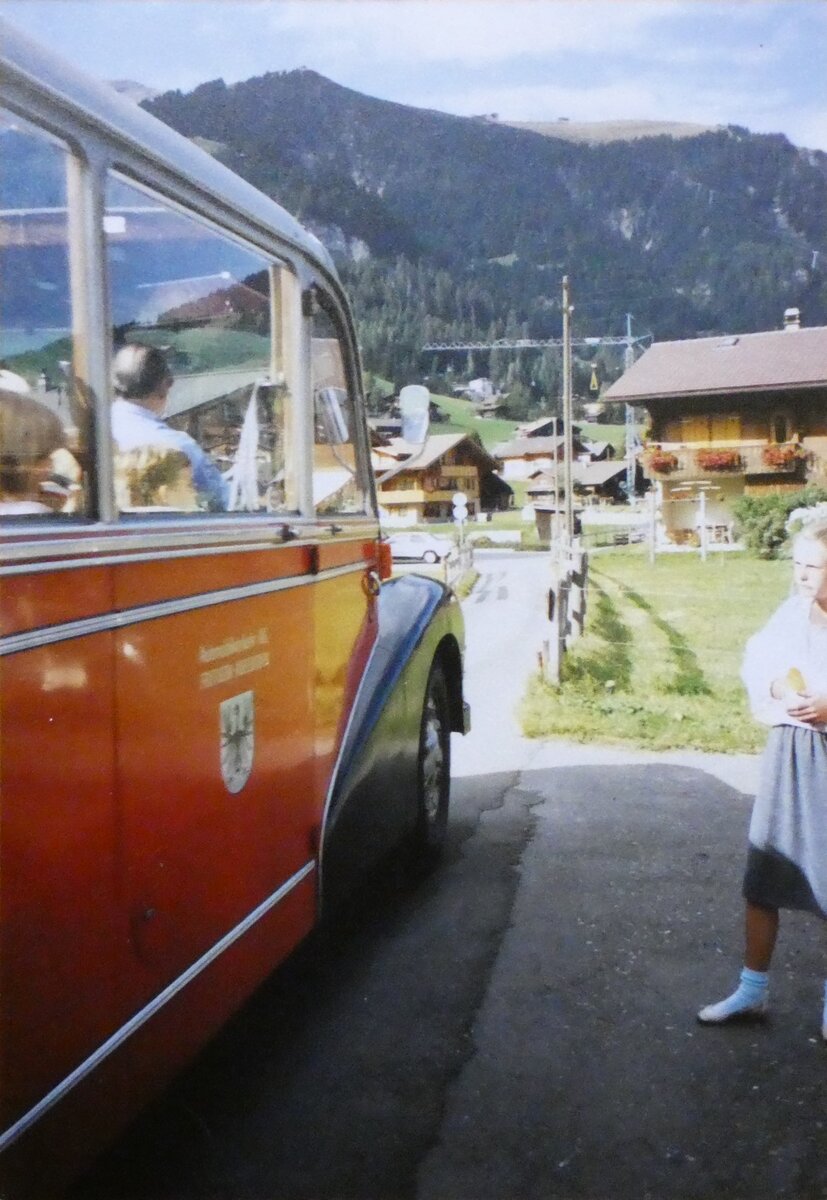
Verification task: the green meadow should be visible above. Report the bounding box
[521,550,791,753]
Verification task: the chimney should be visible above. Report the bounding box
[783,307,802,331]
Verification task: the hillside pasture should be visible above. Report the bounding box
[502,118,720,144]
[431,392,517,449]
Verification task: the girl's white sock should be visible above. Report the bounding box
[697,967,769,1024]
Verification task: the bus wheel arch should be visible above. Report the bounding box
[409,659,452,867]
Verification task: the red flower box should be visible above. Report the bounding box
[761,443,805,469]
[644,448,679,474]
[695,447,743,472]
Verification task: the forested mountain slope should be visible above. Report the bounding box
[144,70,827,400]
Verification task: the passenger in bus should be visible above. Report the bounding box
[114,444,198,511]
[111,343,228,511]
[0,379,74,515]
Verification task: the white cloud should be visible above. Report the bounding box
[265,0,689,68]
[3,0,823,149]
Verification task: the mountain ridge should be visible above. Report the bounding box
[142,68,827,400]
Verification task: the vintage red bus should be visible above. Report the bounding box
[0,22,468,1196]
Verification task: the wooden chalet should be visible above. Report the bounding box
[605,310,827,540]
[373,432,511,524]
[492,431,590,481]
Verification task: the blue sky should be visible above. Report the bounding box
[3,1,826,150]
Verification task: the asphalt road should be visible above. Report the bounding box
[72,552,826,1200]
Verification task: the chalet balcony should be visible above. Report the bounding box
[380,468,480,503]
[642,441,808,482]
[378,487,478,506]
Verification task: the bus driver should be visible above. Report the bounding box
[111,343,228,511]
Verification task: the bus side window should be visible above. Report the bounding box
[311,306,366,515]
[0,110,88,519]
[104,175,292,514]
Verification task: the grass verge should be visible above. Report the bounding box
[520,550,790,752]
[453,569,480,599]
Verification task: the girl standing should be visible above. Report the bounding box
[698,519,827,1039]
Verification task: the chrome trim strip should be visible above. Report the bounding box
[0,860,316,1153]
[0,561,364,656]
[0,540,281,577]
[0,523,376,565]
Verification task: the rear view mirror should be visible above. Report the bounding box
[316,386,349,445]
[399,385,430,445]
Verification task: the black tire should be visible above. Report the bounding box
[422,550,439,564]
[410,662,451,866]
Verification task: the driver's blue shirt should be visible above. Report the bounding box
[112,398,228,510]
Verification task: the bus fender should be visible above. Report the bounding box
[319,574,465,909]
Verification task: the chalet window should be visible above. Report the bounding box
[679,413,740,443]
[679,415,709,443]
[710,414,740,441]
[770,410,794,443]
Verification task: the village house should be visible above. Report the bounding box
[491,429,591,481]
[373,432,511,525]
[527,459,633,506]
[452,377,503,419]
[515,415,563,439]
[453,377,496,403]
[514,414,617,462]
[604,309,827,542]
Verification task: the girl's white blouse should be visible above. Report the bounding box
[741,594,827,730]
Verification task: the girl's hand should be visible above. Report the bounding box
[785,692,827,725]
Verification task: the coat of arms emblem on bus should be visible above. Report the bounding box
[219,691,255,794]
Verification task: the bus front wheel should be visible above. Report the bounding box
[410,662,451,865]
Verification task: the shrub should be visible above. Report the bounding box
[733,485,827,558]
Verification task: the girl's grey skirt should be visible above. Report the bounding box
[743,724,827,919]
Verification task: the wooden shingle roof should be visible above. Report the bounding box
[372,432,496,472]
[605,326,827,403]
[492,436,562,458]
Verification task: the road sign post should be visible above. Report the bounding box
[452,491,468,542]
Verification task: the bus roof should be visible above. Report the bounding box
[0,18,338,279]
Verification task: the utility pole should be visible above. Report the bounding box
[562,276,574,543]
[624,312,636,499]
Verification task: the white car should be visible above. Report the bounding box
[388,531,454,564]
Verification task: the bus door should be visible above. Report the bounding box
[102,177,320,1011]
[309,301,379,833]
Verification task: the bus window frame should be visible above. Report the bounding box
[0,101,107,524]
[99,173,377,526]
[103,167,304,519]
[2,75,377,533]
[308,283,376,519]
